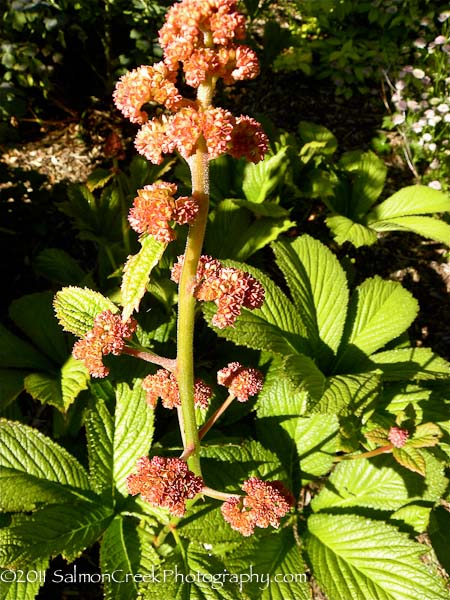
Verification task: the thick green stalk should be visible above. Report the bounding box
[176,87,211,475]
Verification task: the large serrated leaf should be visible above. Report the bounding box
[242,148,289,204]
[224,528,310,600]
[121,236,166,321]
[336,276,419,371]
[86,381,154,497]
[203,262,308,357]
[305,513,450,600]
[326,214,378,247]
[0,502,114,567]
[283,354,326,401]
[24,355,89,412]
[53,287,118,337]
[367,185,450,221]
[0,559,48,600]
[178,501,244,544]
[368,347,450,381]
[370,215,450,245]
[311,454,446,512]
[314,372,380,416]
[0,419,89,491]
[273,235,349,365]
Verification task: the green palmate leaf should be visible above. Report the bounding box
[203,262,307,356]
[0,324,53,371]
[369,347,450,380]
[0,369,27,410]
[336,276,419,371]
[313,372,380,415]
[298,120,338,156]
[53,286,118,337]
[224,528,310,600]
[369,216,450,245]
[34,248,88,286]
[367,185,450,221]
[305,513,450,600]
[311,454,446,513]
[86,381,154,497]
[273,235,349,364]
[100,516,145,600]
[9,292,69,364]
[121,236,166,321]
[242,147,289,204]
[24,355,89,412]
[326,214,378,247]
[339,150,387,218]
[392,446,426,476]
[1,502,114,567]
[283,353,326,401]
[0,559,48,600]
[0,419,89,489]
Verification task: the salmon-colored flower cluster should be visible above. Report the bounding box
[221,478,294,536]
[217,362,264,401]
[128,182,199,243]
[127,456,204,516]
[171,255,264,328]
[72,310,136,378]
[388,426,410,448]
[113,0,268,164]
[142,368,212,409]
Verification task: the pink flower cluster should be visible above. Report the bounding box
[113,0,268,164]
[217,362,264,401]
[171,255,264,328]
[388,426,410,448]
[142,368,212,410]
[221,478,294,536]
[72,310,136,377]
[127,456,204,516]
[128,182,199,243]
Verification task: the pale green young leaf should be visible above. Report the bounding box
[273,235,349,363]
[369,216,450,245]
[53,286,118,337]
[0,559,47,600]
[336,276,419,371]
[242,147,289,204]
[313,373,380,416]
[368,347,450,381]
[393,447,426,476]
[339,149,387,217]
[305,513,450,600]
[100,516,142,600]
[86,381,154,496]
[121,236,166,321]
[311,454,445,512]
[0,419,89,490]
[0,324,53,370]
[367,185,450,221]
[24,355,89,412]
[9,292,69,364]
[408,423,442,448]
[203,263,308,357]
[224,528,310,600]
[326,215,378,247]
[1,502,114,567]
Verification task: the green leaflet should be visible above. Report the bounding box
[336,276,419,371]
[86,381,154,497]
[370,215,450,245]
[53,286,118,337]
[224,529,310,600]
[121,235,167,321]
[367,185,450,221]
[311,454,447,512]
[311,372,381,415]
[273,235,349,365]
[304,513,450,600]
[242,147,289,204]
[368,347,450,381]
[0,502,114,567]
[326,214,378,247]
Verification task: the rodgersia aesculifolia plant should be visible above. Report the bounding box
[59,0,293,536]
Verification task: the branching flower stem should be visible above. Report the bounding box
[122,346,176,371]
[198,393,235,441]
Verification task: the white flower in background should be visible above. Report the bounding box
[425,109,436,118]
[434,35,447,45]
[412,68,426,79]
[438,11,450,22]
[422,133,432,142]
[392,113,405,125]
[413,38,427,49]
[412,122,423,133]
[430,158,440,169]
[395,79,407,90]
[444,113,450,122]
[430,97,441,106]
[428,116,442,126]
[420,17,432,26]
[437,103,449,113]
[428,180,442,190]
[407,100,420,110]
[428,143,437,152]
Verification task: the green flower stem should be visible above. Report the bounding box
[334,444,393,462]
